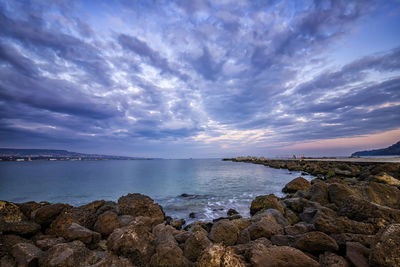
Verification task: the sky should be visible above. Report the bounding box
[0,0,400,158]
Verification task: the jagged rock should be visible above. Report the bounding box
[327,183,356,207]
[208,219,239,246]
[295,231,338,255]
[107,216,155,266]
[11,242,42,266]
[118,193,164,225]
[346,242,369,267]
[246,213,283,240]
[94,211,119,236]
[183,229,211,262]
[39,240,101,266]
[63,222,101,244]
[369,223,400,267]
[250,194,284,215]
[283,177,311,193]
[319,251,350,267]
[373,172,400,186]
[36,237,65,250]
[1,220,41,235]
[0,201,25,223]
[197,244,246,267]
[251,246,319,267]
[33,203,71,225]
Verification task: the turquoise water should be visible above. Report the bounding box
[0,159,313,222]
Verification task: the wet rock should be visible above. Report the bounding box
[250,194,284,215]
[107,216,155,266]
[197,244,246,267]
[32,203,71,226]
[118,193,164,225]
[117,215,134,227]
[247,213,283,240]
[64,222,101,244]
[36,237,65,250]
[327,183,356,207]
[94,211,119,236]
[0,201,25,223]
[227,209,239,216]
[346,242,369,267]
[251,246,319,267]
[1,220,41,235]
[183,229,211,262]
[369,223,400,267]
[319,251,350,267]
[39,240,101,266]
[373,172,400,186]
[208,219,239,246]
[11,242,42,266]
[295,231,338,255]
[283,177,311,193]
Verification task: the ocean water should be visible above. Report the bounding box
[0,159,313,223]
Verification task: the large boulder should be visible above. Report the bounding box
[283,177,311,193]
[308,181,329,205]
[63,222,101,244]
[197,244,246,267]
[39,240,101,266]
[183,229,212,262]
[208,219,239,246]
[94,211,119,236]
[294,231,339,255]
[369,224,400,267]
[118,194,165,225]
[251,246,319,267]
[327,183,356,207]
[250,194,284,215]
[32,203,71,225]
[107,216,155,266]
[11,242,42,266]
[357,182,400,209]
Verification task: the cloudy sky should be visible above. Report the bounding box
[0,0,400,158]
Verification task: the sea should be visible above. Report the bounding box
[0,159,314,223]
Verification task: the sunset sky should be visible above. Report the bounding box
[0,0,400,158]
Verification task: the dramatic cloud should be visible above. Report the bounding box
[0,0,399,157]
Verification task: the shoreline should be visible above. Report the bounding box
[1,158,400,266]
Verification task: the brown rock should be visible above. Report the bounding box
[346,242,369,267]
[327,183,356,207]
[270,234,297,246]
[18,201,42,219]
[39,240,101,266]
[330,233,374,248]
[231,238,271,262]
[0,255,16,267]
[183,230,212,262]
[1,220,41,235]
[197,244,246,267]
[150,241,189,267]
[11,242,42,266]
[247,214,283,240]
[358,182,400,209]
[283,177,311,193]
[78,200,105,214]
[284,223,312,236]
[90,254,134,267]
[308,181,329,205]
[118,193,165,225]
[174,231,191,244]
[319,251,350,267]
[373,172,400,186]
[1,234,33,253]
[117,215,134,227]
[33,203,71,225]
[49,207,98,237]
[208,219,239,246]
[107,217,155,266]
[250,194,284,216]
[369,223,400,267]
[0,201,25,223]
[295,231,338,254]
[94,211,119,236]
[251,246,319,267]
[95,201,120,217]
[64,223,101,244]
[36,237,65,250]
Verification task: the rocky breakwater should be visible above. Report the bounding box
[1,159,400,266]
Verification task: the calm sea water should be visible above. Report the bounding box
[0,159,313,223]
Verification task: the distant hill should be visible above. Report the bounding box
[351,141,400,157]
[0,148,151,160]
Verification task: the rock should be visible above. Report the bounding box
[251,246,319,267]
[78,200,105,214]
[0,255,16,267]
[208,219,239,246]
[18,201,42,219]
[358,182,400,209]
[107,217,155,265]
[90,254,134,267]
[189,212,196,219]
[49,207,98,237]
[246,213,283,240]
[95,201,120,217]
[11,242,42,266]
[1,220,41,235]
[39,240,101,266]
[346,242,369,267]
[197,244,246,267]
[64,222,101,244]
[270,234,297,246]
[339,195,400,224]
[0,201,25,223]
[237,228,251,244]
[330,233,375,249]
[94,211,119,236]
[36,237,65,250]
[319,252,350,267]
[374,172,400,186]
[284,208,300,224]
[327,183,356,207]
[284,223,312,236]
[118,193,164,225]
[33,203,71,225]
[150,241,189,267]
[117,215,134,227]
[369,223,400,267]
[308,181,329,205]
[264,209,289,227]
[174,231,191,244]
[183,229,211,262]
[1,234,33,252]
[170,218,185,230]
[295,231,339,254]
[231,238,271,262]
[250,194,284,216]
[283,177,311,193]
[227,209,239,216]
